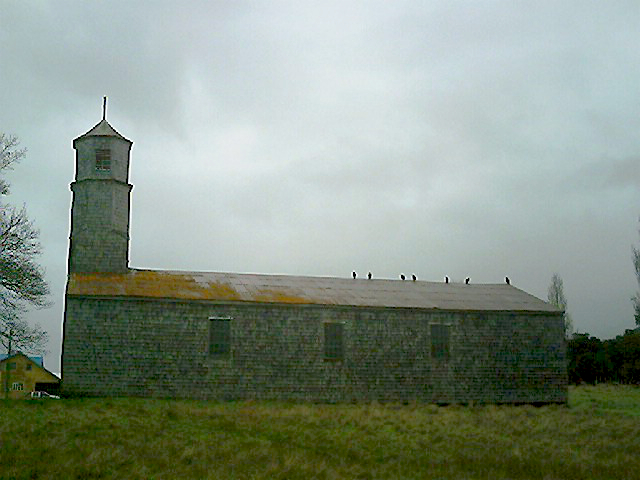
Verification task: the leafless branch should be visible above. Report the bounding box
[0,133,27,196]
[0,132,50,355]
[0,308,48,356]
[548,273,573,337]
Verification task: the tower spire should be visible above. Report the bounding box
[102,96,107,121]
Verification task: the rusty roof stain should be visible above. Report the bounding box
[67,269,560,313]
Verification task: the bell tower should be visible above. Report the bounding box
[68,98,133,273]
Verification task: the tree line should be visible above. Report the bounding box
[548,271,640,385]
[559,217,640,385]
[567,329,640,384]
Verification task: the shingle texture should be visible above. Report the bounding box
[62,298,567,403]
[63,269,567,404]
[67,269,560,312]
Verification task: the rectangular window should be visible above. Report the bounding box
[12,382,24,391]
[26,364,32,371]
[324,322,344,360]
[7,362,16,370]
[209,317,231,356]
[430,324,450,360]
[96,149,111,171]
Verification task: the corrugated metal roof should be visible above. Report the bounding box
[67,269,560,313]
[74,119,131,143]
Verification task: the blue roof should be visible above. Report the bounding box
[0,353,44,367]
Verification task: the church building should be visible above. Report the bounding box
[61,105,567,403]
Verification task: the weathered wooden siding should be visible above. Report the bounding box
[62,297,567,403]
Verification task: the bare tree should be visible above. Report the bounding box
[0,133,50,356]
[548,273,573,338]
[0,309,48,356]
[633,220,640,326]
[0,134,26,195]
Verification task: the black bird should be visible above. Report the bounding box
[368,272,372,280]
[400,274,406,281]
[352,271,356,279]
[412,274,417,281]
[445,276,449,284]
[505,276,510,285]
[465,277,470,285]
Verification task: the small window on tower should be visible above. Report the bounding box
[96,149,111,171]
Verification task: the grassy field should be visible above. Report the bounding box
[1,385,639,479]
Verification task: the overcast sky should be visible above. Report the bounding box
[1,1,639,373]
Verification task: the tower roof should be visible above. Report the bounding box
[74,119,131,144]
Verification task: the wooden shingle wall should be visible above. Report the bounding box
[62,297,567,403]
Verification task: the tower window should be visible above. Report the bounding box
[96,149,111,171]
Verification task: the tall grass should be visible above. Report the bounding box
[0,385,638,479]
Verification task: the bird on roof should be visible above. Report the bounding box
[352,271,356,279]
[400,274,406,280]
[412,274,417,281]
[368,272,372,279]
[465,277,470,284]
[505,276,510,285]
[445,276,449,284]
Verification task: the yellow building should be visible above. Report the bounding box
[0,353,60,399]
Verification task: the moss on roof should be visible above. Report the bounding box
[67,269,561,313]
